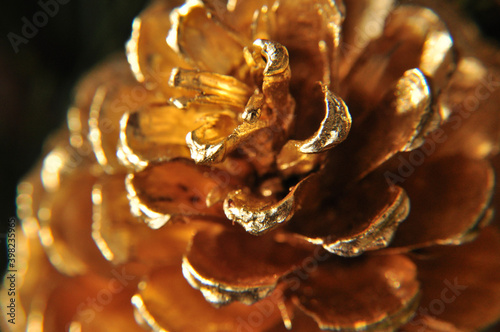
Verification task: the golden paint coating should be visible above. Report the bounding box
[3,0,500,331]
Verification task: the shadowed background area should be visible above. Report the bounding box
[0,0,148,273]
[0,0,499,283]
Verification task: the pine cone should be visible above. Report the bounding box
[3,0,500,331]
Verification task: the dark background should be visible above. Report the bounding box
[0,0,148,273]
[0,0,500,312]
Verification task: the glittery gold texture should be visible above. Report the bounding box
[3,0,500,331]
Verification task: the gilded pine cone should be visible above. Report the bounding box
[3,0,500,331]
